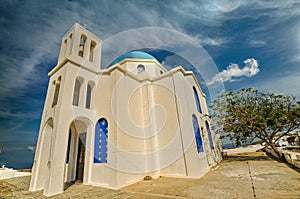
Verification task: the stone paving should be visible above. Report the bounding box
[1,152,300,198]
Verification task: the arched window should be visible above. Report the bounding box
[94,118,108,163]
[89,41,96,62]
[137,64,145,73]
[73,78,82,106]
[205,121,214,149]
[193,86,202,113]
[192,115,204,153]
[86,84,92,109]
[86,81,94,109]
[52,76,61,107]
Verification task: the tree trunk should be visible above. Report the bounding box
[269,142,284,161]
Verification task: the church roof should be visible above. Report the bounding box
[111,51,158,65]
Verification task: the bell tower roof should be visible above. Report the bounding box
[50,23,102,76]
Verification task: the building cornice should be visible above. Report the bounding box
[48,59,206,98]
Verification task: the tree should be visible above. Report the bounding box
[210,88,300,159]
[0,144,4,155]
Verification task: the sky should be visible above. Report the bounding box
[0,0,300,169]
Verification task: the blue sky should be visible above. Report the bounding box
[0,0,300,169]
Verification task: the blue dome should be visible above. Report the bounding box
[111,51,158,65]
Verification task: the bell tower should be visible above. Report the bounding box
[29,23,102,196]
[57,23,102,71]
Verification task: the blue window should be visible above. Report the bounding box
[192,115,204,153]
[205,121,214,149]
[94,118,108,163]
[193,86,202,113]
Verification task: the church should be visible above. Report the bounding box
[29,23,222,196]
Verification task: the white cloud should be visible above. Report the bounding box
[195,34,229,46]
[207,58,260,85]
[203,1,244,13]
[243,58,260,76]
[248,40,267,47]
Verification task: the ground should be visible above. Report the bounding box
[1,152,300,198]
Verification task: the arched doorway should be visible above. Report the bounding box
[65,119,89,183]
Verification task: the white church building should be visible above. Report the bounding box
[29,23,222,196]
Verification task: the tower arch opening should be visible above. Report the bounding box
[89,40,97,62]
[78,34,87,57]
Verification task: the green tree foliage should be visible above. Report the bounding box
[211,88,300,159]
